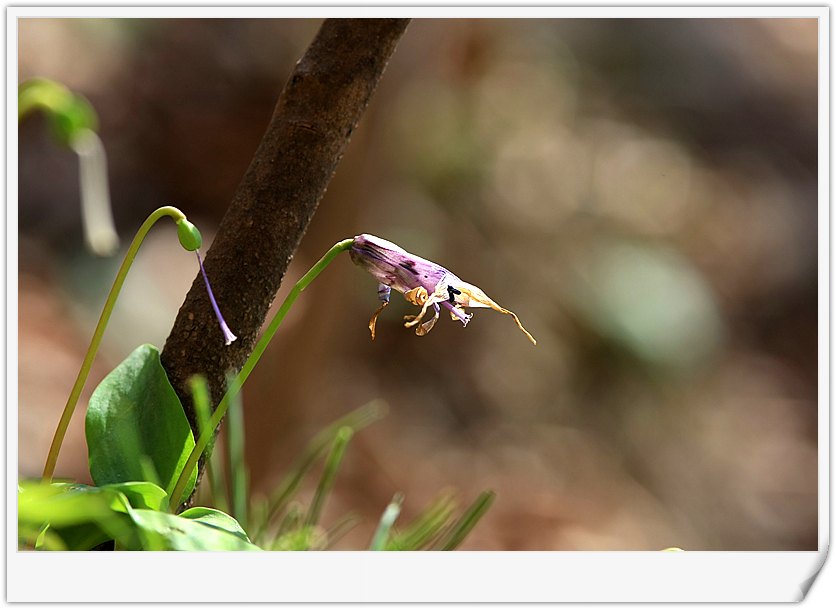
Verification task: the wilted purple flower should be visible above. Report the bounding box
[350,234,536,344]
[196,251,237,345]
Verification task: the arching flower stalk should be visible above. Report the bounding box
[349,234,536,344]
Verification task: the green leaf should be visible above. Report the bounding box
[128,510,262,551]
[179,507,251,543]
[18,482,138,550]
[86,344,197,504]
[101,481,168,512]
[18,482,260,551]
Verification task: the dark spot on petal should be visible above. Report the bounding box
[447,285,462,303]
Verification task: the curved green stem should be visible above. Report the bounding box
[42,206,188,484]
[169,238,355,511]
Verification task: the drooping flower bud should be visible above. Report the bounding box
[177,219,203,252]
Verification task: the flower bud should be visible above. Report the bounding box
[177,219,203,251]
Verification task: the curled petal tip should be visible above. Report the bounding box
[503,309,537,344]
[221,324,238,346]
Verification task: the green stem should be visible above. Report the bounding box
[168,238,355,512]
[42,206,188,484]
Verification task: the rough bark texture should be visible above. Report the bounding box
[159,18,410,488]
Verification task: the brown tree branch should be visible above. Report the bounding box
[159,18,410,489]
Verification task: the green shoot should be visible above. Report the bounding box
[191,375,228,513]
[255,399,387,540]
[388,489,459,550]
[304,427,352,528]
[225,371,248,532]
[271,503,304,549]
[369,493,404,551]
[435,490,496,551]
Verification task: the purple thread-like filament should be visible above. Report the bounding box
[196,251,237,345]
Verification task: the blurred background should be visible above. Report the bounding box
[18,18,818,550]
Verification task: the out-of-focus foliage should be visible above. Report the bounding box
[18,18,818,550]
[18,77,99,146]
[18,482,260,550]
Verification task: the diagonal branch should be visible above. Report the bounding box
[160,18,410,488]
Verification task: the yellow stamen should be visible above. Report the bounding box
[403,302,430,328]
[404,283,447,334]
[403,286,429,306]
[416,307,440,335]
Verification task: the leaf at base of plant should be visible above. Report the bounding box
[179,507,252,543]
[85,344,198,504]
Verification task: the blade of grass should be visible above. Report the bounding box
[191,375,228,513]
[324,511,361,550]
[277,502,303,536]
[304,427,352,528]
[270,503,303,550]
[248,495,269,547]
[391,489,459,551]
[272,525,325,551]
[225,371,248,532]
[369,493,404,551]
[434,490,496,551]
[254,400,386,541]
[205,454,229,514]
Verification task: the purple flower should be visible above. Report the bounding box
[350,234,536,344]
[196,251,237,345]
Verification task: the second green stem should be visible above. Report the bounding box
[169,238,355,511]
